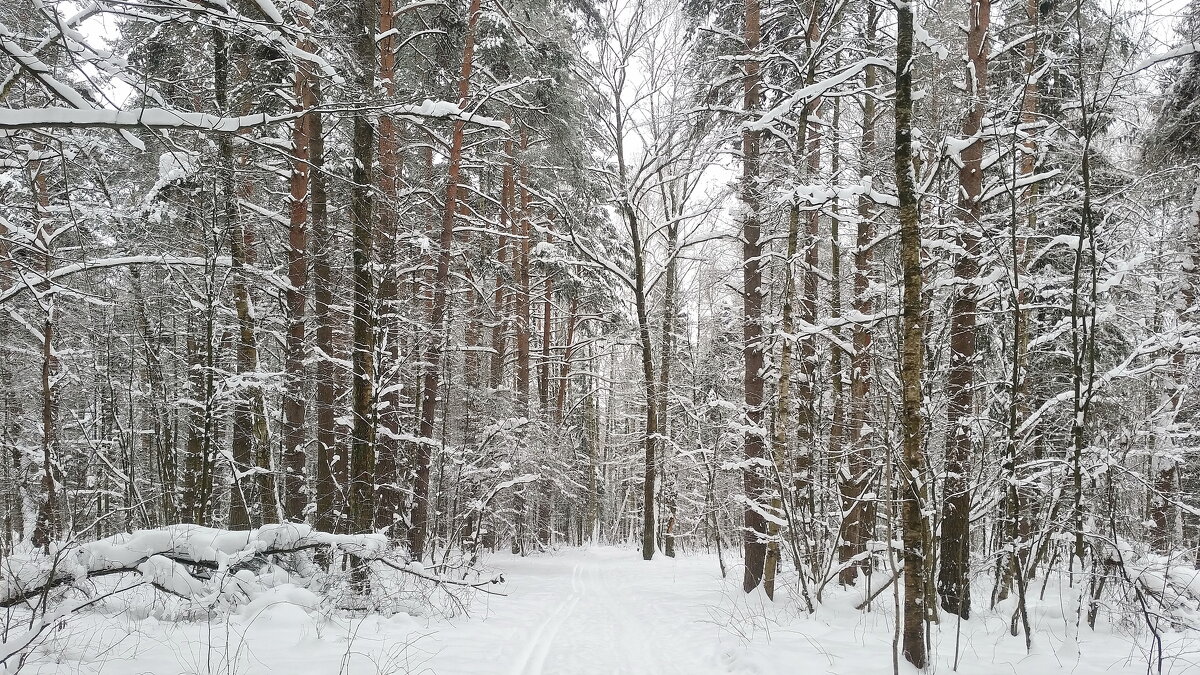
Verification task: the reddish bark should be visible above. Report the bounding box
[411,0,483,559]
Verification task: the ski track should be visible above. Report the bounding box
[503,551,702,675]
[509,562,585,675]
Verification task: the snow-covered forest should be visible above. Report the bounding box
[2,0,1200,671]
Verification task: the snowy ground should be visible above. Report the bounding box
[8,546,1195,674]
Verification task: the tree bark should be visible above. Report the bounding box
[741,0,768,593]
[375,0,404,541]
[281,0,316,522]
[31,160,58,549]
[347,0,379,541]
[659,221,678,559]
[309,79,342,536]
[841,5,878,586]
[895,1,929,665]
[512,126,533,555]
[938,0,989,620]
[489,132,514,391]
[412,0,483,560]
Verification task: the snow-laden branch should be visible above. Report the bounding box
[744,58,891,132]
[0,101,509,135]
[0,107,302,133]
[0,255,232,305]
[385,99,510,130]
[0,21,145,149]
[1127,43,1200,75]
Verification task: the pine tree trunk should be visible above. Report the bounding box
[281,0,316,522]
[741,0,768,593]
[842,8,878,585]
[347,0,378,541]
[413,0,482,560]
[938,0,989,620]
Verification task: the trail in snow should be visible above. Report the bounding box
[509,556,690,675]
[11,546,1172,674]
[440,548,722,675]
[508,563,584,675]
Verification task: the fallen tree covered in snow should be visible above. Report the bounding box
[1,524,507,668]
[1,524,503,610]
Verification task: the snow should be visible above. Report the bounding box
[136,556,207,598]
[1128,42,1200,74]
[250,0,287,24]
[389,99,511,130]
[0,106,299,133]
[5,546,1178,674]
[1,524,389,608]
[746,59,890,133]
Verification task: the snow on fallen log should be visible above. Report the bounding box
[0,524,388,608]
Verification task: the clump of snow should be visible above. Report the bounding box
[137,555,206,598]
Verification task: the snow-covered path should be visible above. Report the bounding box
[14,545,1170,674]
[429,547,734,675]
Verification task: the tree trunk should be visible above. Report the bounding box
[412,0,482,560]
[997,0,1039,601]
[375,0,404,540]
[489,132,514,391]
[841,6,878,586]
[310,79,342,536]
[895,1,929,666]
[347,0,378,541]
[537,231,555,546]
[630,209,658,562]
[659,222,678,559]
[938,0,989,620]
[31,161,58,549]
[741,0,768,593]
[765,3,823,597]
[512,126,533,555]
[281,0,316,522]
